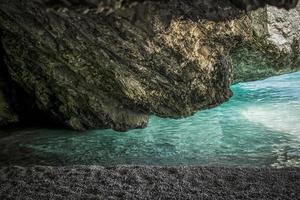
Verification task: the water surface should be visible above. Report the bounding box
[1,72,300,167]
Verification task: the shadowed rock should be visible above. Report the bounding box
[230,0,298,11]
[37,0,299,10]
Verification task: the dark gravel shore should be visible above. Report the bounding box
[0,166,299,200]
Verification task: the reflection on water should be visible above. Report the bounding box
[0,72,300,167]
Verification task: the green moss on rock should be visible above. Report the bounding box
[231,44,300,83]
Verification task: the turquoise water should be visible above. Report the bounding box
[1,72,300,167]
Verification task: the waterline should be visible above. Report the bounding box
[1,72,300,167]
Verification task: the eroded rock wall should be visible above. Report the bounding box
[266,3,300,54]
[232,3,300,83]
[230,0,298,11]
[0,0,248,131]
[0,0,299,131]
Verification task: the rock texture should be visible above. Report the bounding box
[0,165,299,200]
[0,79,17,127]
[232,3,300,83]
[0,0,246,131]
[0,0,299,131]
[267,4,300,53]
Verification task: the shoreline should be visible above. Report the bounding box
[1,165,299,199]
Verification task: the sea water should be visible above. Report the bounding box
[1,72,299,167]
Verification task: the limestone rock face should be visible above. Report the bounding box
[0,0,247,131]
[0,0,299,131]
[232,3,300,83]
[266,3,300,54]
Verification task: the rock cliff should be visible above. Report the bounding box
[0,0,299,131]
[232,2,300,83]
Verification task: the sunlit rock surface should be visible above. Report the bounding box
[232,3,300,83]
[267,3,300,53]
[0,0,299,130]
[0,0,245,131]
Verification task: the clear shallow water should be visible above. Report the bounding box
[1,72,300,167]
